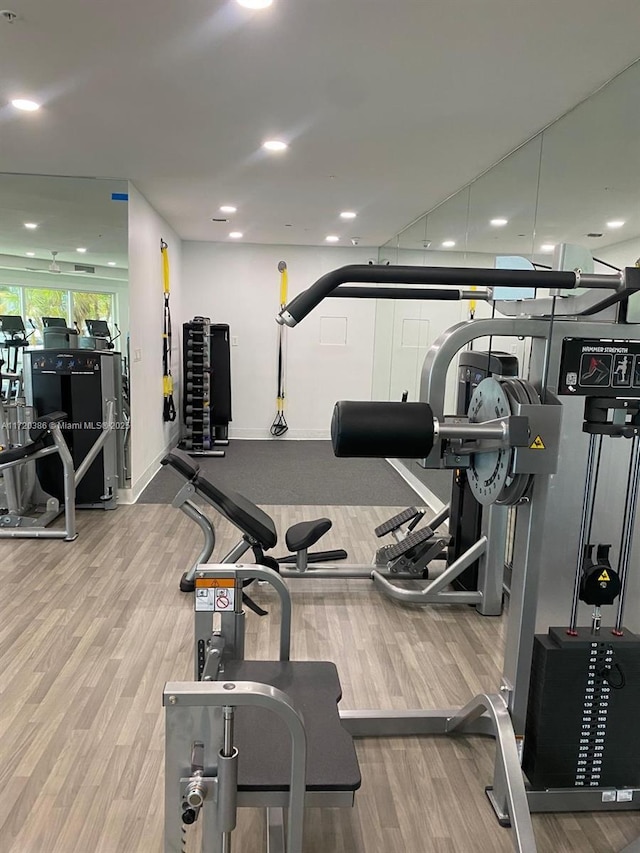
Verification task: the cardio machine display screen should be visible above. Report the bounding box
[559,337,640,397]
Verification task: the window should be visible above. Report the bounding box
[0,285,21,316]
[72,291,114,335]
[24,288,70,344]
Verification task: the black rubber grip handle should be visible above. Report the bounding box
[331,401,435,459]
[283,264,576,324]
[332,287,462,300]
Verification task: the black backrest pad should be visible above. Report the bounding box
[163,448,277,549]
[195,477,278,550]
[161,448,201,480]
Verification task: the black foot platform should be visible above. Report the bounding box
[222,661,361,793]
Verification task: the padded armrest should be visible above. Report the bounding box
[161,448,201,481]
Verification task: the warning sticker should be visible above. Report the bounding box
[530,435,545,450]
[195,578,235,589]
[598,570,611,582]
[195,586,236,612]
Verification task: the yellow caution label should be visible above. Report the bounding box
[195,578,235,589]
[530,435,545,450]
[598,570,611,582]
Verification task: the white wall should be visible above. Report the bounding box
[181,243,375,439]
[127,183,182,499]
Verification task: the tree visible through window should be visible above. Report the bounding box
[25,288,69,343]
[0,286,21,317]
[73,291,114,335]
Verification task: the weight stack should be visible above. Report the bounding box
[522,627,640,789]
[209,324,232,441]
[181,317,212,451]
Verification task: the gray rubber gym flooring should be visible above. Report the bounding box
[138,439,425,506]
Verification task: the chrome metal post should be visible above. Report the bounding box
[50,423,78,541]
[220,706,236,853]
[614,435,640,634]
[568,434,601,634]
[180,500,216,583]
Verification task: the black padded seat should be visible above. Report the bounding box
[285,518,332,552]
[0,411,67,467]
[161,448,200,481]
[222,661,361,793]
[0,438,48,465]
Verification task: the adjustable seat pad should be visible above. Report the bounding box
[162,448,277,550]
[222,661,361,792]
[285,518,332,552]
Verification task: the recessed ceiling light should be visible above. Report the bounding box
[607,220,625,229]
[263,139,288,152]
[25,251,35,257]
[326,235,340,242]
[490,218,508,227]
[76,247,87,253]
[229,231,243,239]
[442,240,456,248]
[108,261,117,266]
[237,0,273,8]
[24,222,38,229]
[220,205,237,214]
[340,211,357,219]
[540,243,556,253]
[11,98,40,112]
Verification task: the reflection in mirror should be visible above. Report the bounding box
[536,60,640,310]
[372,58,640,504]
[467,134,542,267]
[0,173,131,491]
[372,189,473,416]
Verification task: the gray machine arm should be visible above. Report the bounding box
[276,264,581,327]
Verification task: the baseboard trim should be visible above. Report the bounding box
[128,446,174,504]
[387,458,446,514]
[229,429,330,440]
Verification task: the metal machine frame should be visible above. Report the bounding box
[0,399,116,539]
[165,564,358,853]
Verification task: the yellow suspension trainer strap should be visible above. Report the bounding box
[161,239,176,422]
[270,260,289,436]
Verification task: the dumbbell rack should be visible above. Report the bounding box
[181,317,226,457]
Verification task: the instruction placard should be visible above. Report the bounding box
[559,338,640,397]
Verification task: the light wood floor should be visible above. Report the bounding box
[1,503,639,853]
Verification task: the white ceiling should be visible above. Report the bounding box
[1,0,640,248]
[0,173,129,268]
[389,57,640,264]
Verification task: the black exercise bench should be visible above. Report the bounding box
[162,449,345,591]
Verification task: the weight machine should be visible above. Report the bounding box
[164,261,640,853]
[0,397,116,539]
[0,314,32,399]
[271,262,640,851]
